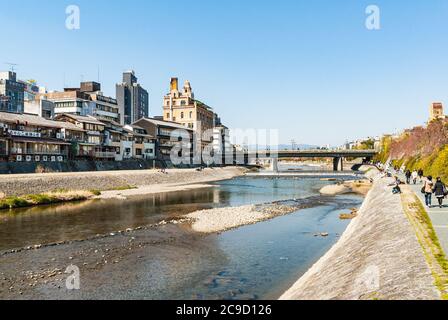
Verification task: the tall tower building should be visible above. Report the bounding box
[429,102,445,122]
[116,71,149,125]
[0,71,25,113]
[163,77,215,145]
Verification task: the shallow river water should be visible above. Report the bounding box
[0,167,364,300]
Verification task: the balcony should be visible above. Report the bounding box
[11,149,68,156]
[103,139,121,147]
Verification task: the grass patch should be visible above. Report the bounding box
[0,190,97,211]
[401,189,448,299]
[25,194,58,205]
[108,185,137,191]
[1,197,30,209]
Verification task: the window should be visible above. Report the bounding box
[166,113,170,118]
[181,112,184,119]
[189,111,193,119]
[88,136,101,145]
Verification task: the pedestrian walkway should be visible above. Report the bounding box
[405,180,448,255]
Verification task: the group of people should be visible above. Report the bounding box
[422,176,447,208]
[404,169,424,185]
[386,165,447,208]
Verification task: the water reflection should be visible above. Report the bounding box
[0,176,352,252]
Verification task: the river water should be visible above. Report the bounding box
[0,165,364,300]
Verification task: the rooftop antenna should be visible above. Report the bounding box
[4,62,18,72]
[97,65,100,83]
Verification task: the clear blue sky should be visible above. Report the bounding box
[2,0,448,145]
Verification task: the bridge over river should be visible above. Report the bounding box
[225,149,378,172]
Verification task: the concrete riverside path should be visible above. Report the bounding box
[399,174,448,256]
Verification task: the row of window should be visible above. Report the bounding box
[166,111,195,120]
[165,99,189,106]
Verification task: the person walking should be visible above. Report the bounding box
[433,177,447,209]
[423,176,434,208]
[418,169,424,183]
[412,170,418,185]
[405,169,412,184]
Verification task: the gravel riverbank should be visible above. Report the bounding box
[185,195,339,234]
[0,167,245,197]
[280,172,440,300]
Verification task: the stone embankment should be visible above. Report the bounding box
[280,168,440,300]
[0,167,245,197]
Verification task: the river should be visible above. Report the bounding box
[0,165,364,300]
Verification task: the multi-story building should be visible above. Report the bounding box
[123,124,156,161]
[0,95,10,111]
[0,72,25,113]
[21,80,54,119]
[0,112,84,162]
[100,118,126,161]
[99,118,154,161]
[39,88,94,116]
[54,113,109,160]
[213,124,232,163]
[163,78,215,141]
[116,71,149,125]
[24,97,55,119]
[21,80,47,102]
[133,117,193,163]
[430,102,446,122]
[39,82,121,123]
[80,82,121,123]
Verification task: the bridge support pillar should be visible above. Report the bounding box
[270,158,279,173]
[333,157,344,172]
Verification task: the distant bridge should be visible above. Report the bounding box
[234,149,378,172]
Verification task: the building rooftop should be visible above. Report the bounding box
[57,113,105,126]
[135,117,193,131]
[0,111,83,131]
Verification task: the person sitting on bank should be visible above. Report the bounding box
[390,176,402,194]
